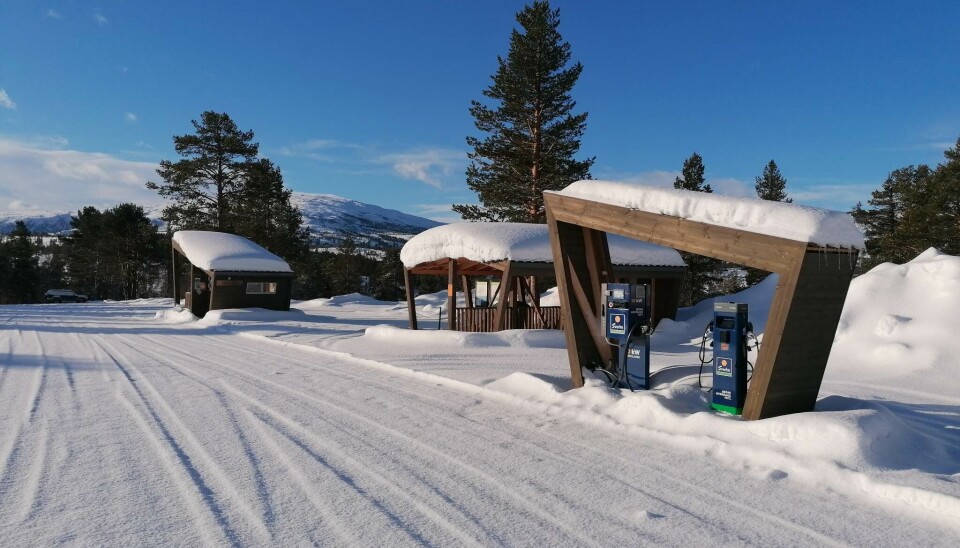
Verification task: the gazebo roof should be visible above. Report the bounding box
[400,222,685,269]
[172,231,292,273]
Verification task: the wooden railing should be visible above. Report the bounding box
[454,306,562,332]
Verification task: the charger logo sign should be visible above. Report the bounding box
[609,314,625,335]
[715,357,733,377]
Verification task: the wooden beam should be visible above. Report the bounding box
[743,248,857,419]
[404,268,418,330]
[171,246,178,304]
[545,193,803,273]
[547,213,613,388]
[493,261,513,331]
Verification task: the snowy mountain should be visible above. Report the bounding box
[0,192,443,249]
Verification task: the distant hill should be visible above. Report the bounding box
[0,192,443,250]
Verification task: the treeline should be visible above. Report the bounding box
[851,138,960,271]
[0,204,168,304]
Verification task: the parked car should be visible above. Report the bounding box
[44,289,88,303]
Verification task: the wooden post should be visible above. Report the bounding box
[493,262,513,331]
[171,246,178,305]
[462,275,473,331]
[404,268,418,330]
[447,258,457,331]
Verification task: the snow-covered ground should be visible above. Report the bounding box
[1,251,958,545]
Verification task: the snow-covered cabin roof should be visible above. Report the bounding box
[552,180,865,249]
[400,222,685,268]
[172,231,293,273]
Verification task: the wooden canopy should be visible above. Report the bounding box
[545,192,859,421]
[403,256,686,333]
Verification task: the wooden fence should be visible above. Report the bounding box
[454,306,562,332]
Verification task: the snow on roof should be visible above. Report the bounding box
[173,231,293,273]
[552,180,865,249]
[400,222,685,268]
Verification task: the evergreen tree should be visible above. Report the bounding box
[744,159,793,285]
[453,0,593,223]
[147,111,259,232]
[371,248,404,301]
[755,160,792,203]
[851,165,932,269]
[7,221,39,303]
[65,207,107,299]
[324,237,363,296]
[233,158,309,263]
[920,137,960,255]
[673,153,711,192]
[673,153,720,306]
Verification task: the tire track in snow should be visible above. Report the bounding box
[95,335,276,545]
[125,334,510,546]
[89,336,247,547]
[136,333,606,547]
[105,336,282,537]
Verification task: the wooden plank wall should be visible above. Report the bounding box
[454,306,562,332]
[545,192,858,420]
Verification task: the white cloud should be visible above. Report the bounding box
[0,89,16,110]
[708,177,753,198]
[124,112,138,123]
[46,9,62,19]
[94,12,108,25]
[376,148,464,188]
[0,137,160,213]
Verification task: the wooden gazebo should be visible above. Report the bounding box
[400,223,687,332]
[545,180,864,420]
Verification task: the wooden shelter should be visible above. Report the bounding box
[400,223,687,332]
[545,182,863,420]
[171,231,295,318]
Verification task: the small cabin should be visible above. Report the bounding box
[400,222,687,332]
[171,231,294,318]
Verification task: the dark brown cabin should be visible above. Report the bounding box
[400,223,687,332]
[171,231,294,318]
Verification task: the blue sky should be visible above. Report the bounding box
[1,1,958,221]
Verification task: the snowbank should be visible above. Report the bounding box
[173,230,293,272]
[553,180,865,249]
[401,222,685,268]
[364,324,566,349]
[826,248,960,401]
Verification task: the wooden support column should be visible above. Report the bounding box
[447,258,457,330]
[404,268,418,330]
[493,262,513,331]
[547,212,613,388]
[171,247,179,304]
[462,274,473,331]
[742,249,857,419]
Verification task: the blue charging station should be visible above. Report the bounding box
[710,302,750,415]
[601,282,651,389]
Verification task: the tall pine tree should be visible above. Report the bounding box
[147,111,259,232]
[851,165,932,269]
[453,0,593,223]
[745,159,793,285]
[755,160,792,202]
[673,152,721,306]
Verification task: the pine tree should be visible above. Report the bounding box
[324,237,363,296]
[673,153,711,192]
[453,0,593,223]
[147,111,259,232]
[672,153,722,306]
[7,221,39,303]
[851,165,932,269]
[233,158,309,263]
[755,160,792,202]
[371,248,404,301]
[744,159,793,284]
[921,137,960,255]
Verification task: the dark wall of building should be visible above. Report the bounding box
[209,273,293,312]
